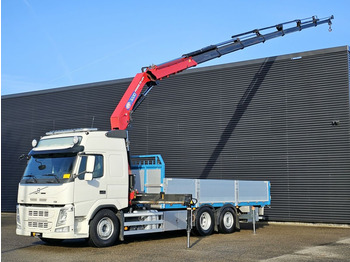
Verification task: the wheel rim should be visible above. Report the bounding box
[200,212,212,231]
[97,217,114,240]
[223,211,234,229]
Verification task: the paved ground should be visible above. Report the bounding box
[2,213,350,262]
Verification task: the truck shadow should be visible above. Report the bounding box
[200,57,276,179]
[34,223,269,248]
[123,230,188,244]
[239,222,268,231]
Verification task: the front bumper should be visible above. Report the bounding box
[16,204,80,239]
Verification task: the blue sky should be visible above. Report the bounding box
[2,0,349,95]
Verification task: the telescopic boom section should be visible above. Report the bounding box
[110,15,334,130]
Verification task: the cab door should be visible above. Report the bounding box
[74,154,106,216]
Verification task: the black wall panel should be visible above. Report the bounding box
[2,46,350,224]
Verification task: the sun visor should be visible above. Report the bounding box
[29,145,84,156]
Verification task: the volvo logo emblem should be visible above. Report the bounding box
[30,186,48,195]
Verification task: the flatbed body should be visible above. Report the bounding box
[131,155,271,210]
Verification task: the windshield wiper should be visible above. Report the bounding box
[43,174,61,183]
[23,175,38,183]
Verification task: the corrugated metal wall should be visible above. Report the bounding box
[2,46,350,224]
[1,80,127,211]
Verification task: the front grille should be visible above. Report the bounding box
[27,209,52,230]
[28,221,49,229]
[28,210,49,218]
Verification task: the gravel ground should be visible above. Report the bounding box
[2,213,350,262]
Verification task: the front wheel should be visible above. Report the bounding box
[89,209,119,247]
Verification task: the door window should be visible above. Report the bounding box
[78,155,103,179]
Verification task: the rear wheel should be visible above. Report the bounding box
[218,207,235,234]
[89,209,119,247]
[194,206,214,236]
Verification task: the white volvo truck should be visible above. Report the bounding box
[16,128,270,247]
[16,16,333,247]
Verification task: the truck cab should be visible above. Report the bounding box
[16,128,129,242]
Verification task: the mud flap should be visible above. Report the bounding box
[117,210,124,241]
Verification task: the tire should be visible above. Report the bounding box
[194,206,215,236]
[40,237,63,245]
[218,207,235,234]
[88,209,119,247]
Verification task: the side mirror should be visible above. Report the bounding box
[84,172,93,181]
[18,154,29,161]
[84,156,95,181]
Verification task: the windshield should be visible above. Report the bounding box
[20,153,77,184]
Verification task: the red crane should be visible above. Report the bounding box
[110,15,333,130]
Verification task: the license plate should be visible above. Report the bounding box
[31,232,42,237]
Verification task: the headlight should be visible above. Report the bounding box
[16,205,21,229]
[57,209,68,226]
[56,205,73,227]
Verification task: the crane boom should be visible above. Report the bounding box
[110,15,334,130]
